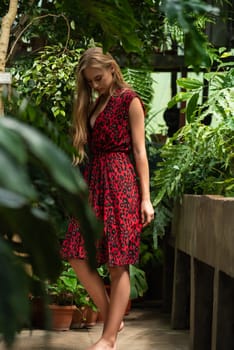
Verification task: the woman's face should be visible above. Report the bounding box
[84,65,114,96]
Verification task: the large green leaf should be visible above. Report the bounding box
[122,68,154,111]
[0,188,28,208]
[167,91,193,109]
[0,196,62,281]
[0,238,29,347]
[177,78,203,90]
[0,117,85,194]
[0,116,102,345]
[186,92,199,123]
[0,127,27,164]
[0,149,37,199]
[129,265,148,300]
[0,117,101,267]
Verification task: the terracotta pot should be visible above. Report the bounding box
[30,297,46,329]
[49,304,76,331]
[83,306,98,326]
[71,307,84,329]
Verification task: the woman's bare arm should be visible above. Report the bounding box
[129,97,154,227]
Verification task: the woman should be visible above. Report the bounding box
[61,47,154,350]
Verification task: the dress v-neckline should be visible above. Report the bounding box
[89,95,112,130]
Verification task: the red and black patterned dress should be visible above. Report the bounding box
[61,89,143,266]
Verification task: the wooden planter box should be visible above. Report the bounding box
[165,195,234,350]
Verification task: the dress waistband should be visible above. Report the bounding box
[92,150,129,155]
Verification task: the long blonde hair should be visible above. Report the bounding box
[73,47,129,164]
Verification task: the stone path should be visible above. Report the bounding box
[0,304,189,350]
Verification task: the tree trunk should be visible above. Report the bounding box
[0,0,18,116]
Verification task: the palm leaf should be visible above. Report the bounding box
[122,68,154,112]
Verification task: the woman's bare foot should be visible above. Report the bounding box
[85,338,116,350]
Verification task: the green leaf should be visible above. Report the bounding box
[0,188,28,208]
[0,127,27,164]
[0,116,101,271]
[129,265,148,300]
[0,149,37,200]
[0,239,29,347]
[122,68,154,110]
[81,0,142,53]
[177,78,203,90]
[186,93,199,123]
[0,204,62,281]
[0,117,86,194]
[168,92,193,108]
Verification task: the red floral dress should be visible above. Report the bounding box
[60,89,143,266]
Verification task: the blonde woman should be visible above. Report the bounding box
[61,47,154,350]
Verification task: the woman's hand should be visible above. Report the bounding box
[141,199,155,227]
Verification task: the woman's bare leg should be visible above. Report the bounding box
[86,265,130,350]
[68,259,109,322]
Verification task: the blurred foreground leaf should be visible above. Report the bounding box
[0,116,101,345]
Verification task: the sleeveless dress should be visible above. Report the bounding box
[60,89,143,266]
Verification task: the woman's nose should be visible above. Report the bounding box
[92,81,99,89]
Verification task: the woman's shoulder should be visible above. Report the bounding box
[112,88,144,115]
[114,88,139,101]
[121,89,145,114]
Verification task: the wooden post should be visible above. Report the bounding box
[190,259,214,350]
[162,237,175,313]
[171,248,190,329]
[215,272,234,350]
[211,268,219,350]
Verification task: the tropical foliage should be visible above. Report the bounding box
[1,0,229,72]
[151,57,234,241]
[10,44,83,134]
[161,0,220,71]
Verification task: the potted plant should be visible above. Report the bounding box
[45,261,78,331]
[79,296,99,327]
[46,261,100,330]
